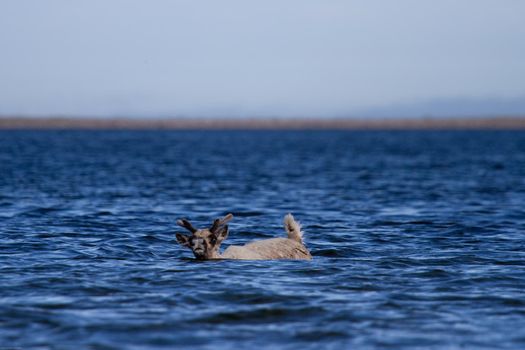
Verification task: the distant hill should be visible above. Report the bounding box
[356,96,525,118]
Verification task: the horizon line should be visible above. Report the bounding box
[1,116,525,130]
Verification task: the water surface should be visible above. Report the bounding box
[1,130,525,349]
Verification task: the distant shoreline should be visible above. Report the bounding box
[1,116,525,130]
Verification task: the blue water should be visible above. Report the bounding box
[1,130,525,349]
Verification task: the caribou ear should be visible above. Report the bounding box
[214,225,229,242]
[176,233,191,247]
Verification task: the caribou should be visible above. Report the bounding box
[175,213,311,260]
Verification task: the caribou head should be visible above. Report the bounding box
[175,213,233,260]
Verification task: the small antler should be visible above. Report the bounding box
[177,219,197,233]
[210,213,234,233]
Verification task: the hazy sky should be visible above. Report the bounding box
[1,1,524,117]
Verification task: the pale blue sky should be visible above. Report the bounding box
[1,1,524,117]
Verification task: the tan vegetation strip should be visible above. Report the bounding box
[0,117,525,130]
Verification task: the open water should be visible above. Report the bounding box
[1,130,525,349]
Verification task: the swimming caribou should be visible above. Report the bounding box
[175,213,311,260]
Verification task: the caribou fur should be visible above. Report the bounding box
[175,213,311,260]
